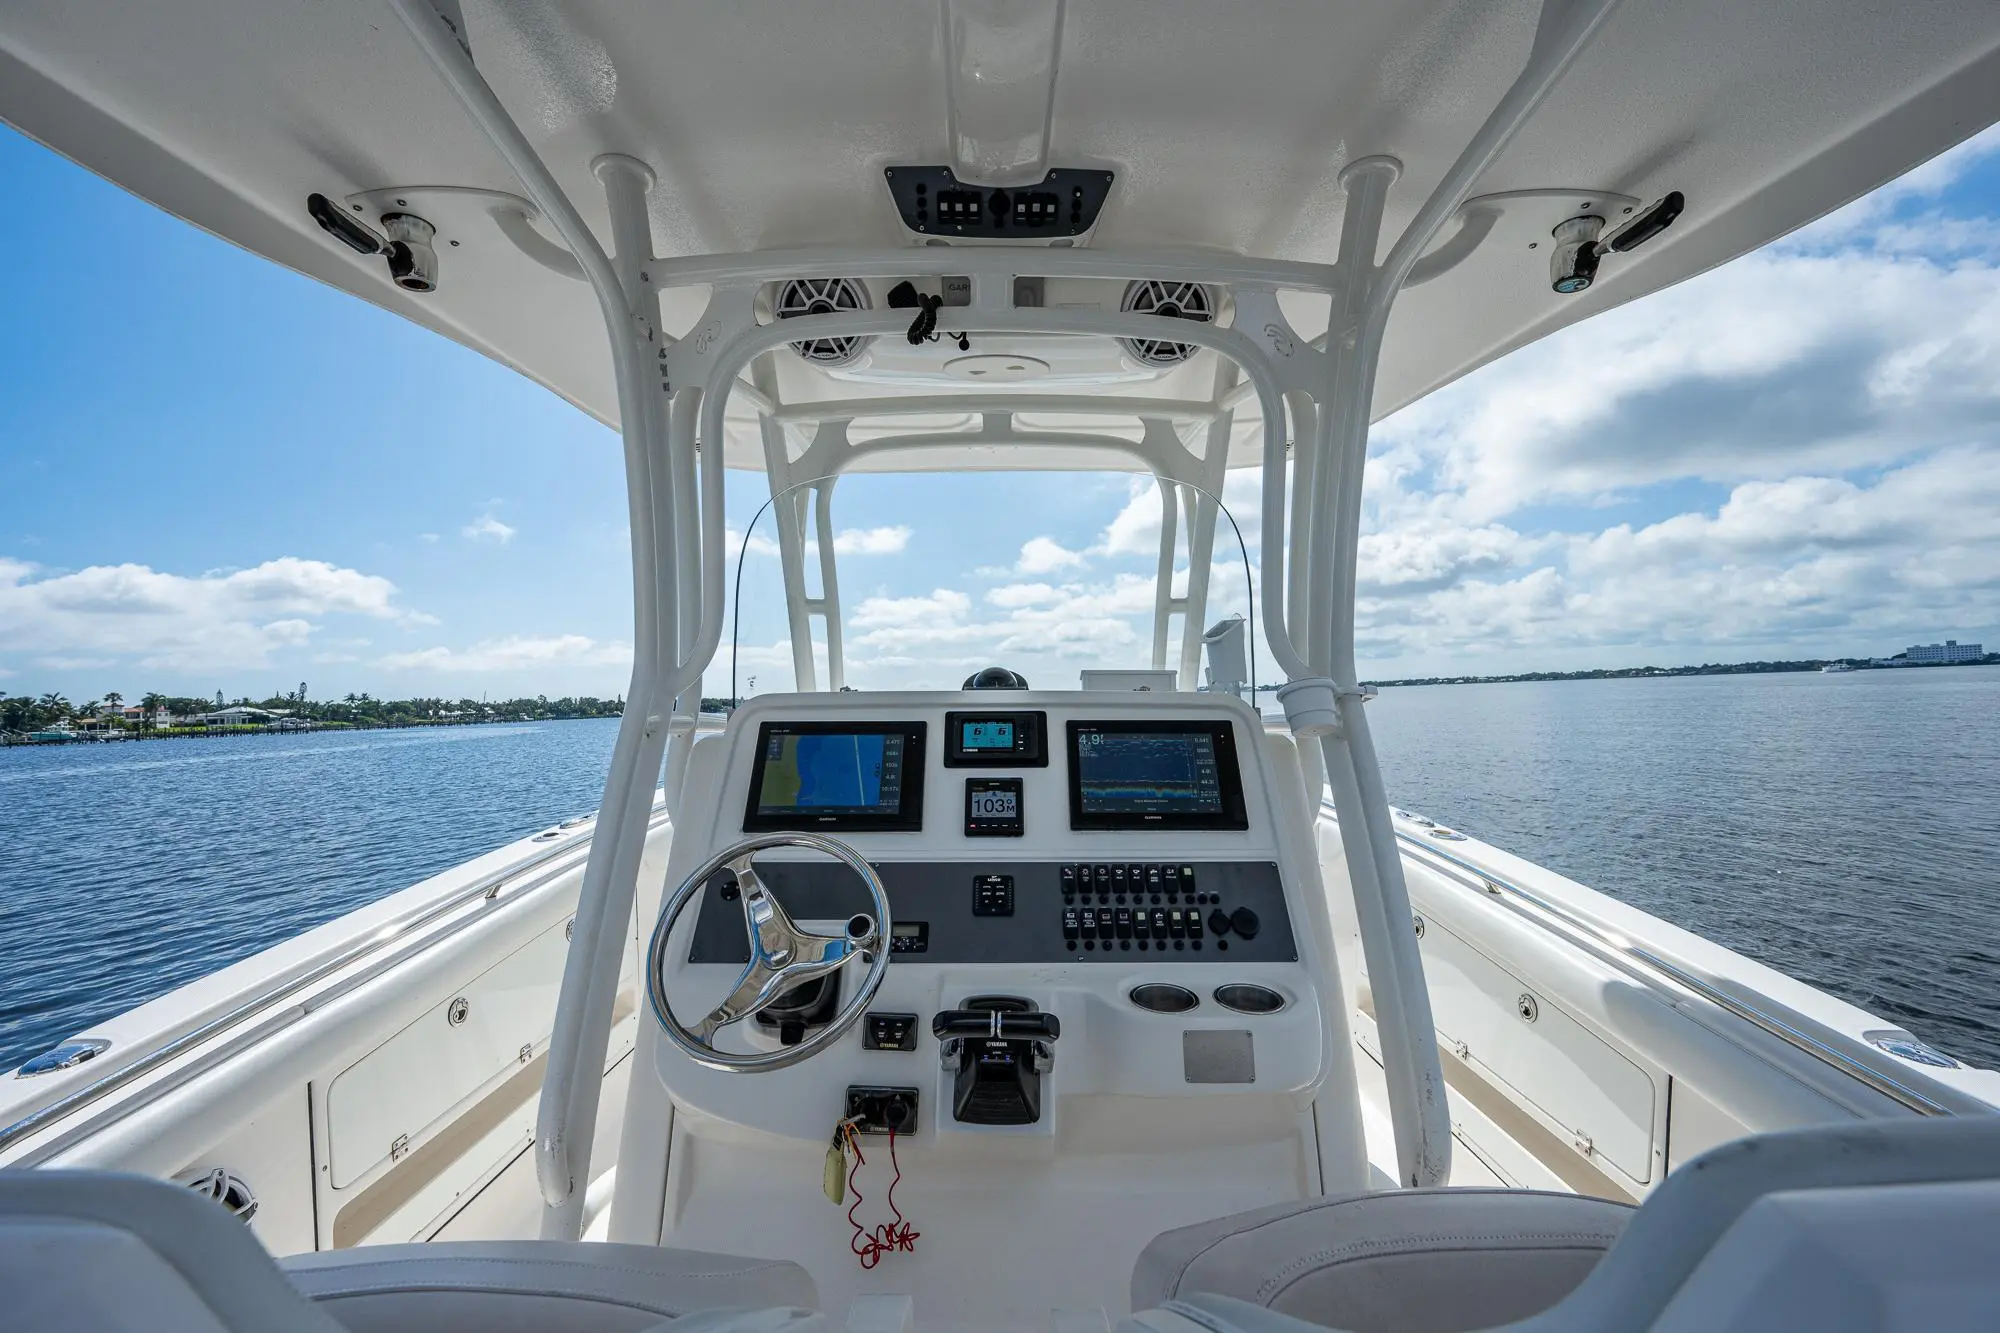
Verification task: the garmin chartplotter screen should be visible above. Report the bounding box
[743,721,927,831]
[1068,720,1248,829]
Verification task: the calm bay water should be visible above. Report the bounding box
[2,672,1996,1074]
[0,720,620,1071]
[1365,668,2000,1069]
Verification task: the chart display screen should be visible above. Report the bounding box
[1068,721,1248,829]
[962,719,1016,750]
[743,721,926,830]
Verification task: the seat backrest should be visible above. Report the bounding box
[1516,1115,2000,1332]
[0,1169,349,1333]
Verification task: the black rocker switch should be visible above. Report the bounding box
[863,1012,920,1051]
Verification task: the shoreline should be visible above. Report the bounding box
[0,715,619,748]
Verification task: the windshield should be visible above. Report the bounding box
[720,468,1266,706]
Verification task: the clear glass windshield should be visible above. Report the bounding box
[720,468,1269,708]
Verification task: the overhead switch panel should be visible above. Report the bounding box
[885,167,1115,240]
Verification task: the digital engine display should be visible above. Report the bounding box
[944,711,1047,767]
[743,721,926,831]
[962,719,1016,750]
[1068,721,1248,830]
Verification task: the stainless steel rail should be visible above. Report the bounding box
[1317,799,1961,1117]
[0,807,669,1157]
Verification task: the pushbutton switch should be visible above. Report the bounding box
[1230,906,1261,940]
[973,874,1015,916]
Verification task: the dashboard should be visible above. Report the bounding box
[648,690,1336,1145]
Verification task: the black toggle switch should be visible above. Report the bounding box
[1230,906,1261,940]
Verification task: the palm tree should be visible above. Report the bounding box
[141,692,167,731]
[38,692,70,720]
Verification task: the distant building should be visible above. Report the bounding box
[188,705,282,727]
[1907,640,1983,665]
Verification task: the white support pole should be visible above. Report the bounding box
[1178,484,1217,691]
[389,1,677,1240]
[1271,0,1635,1190]
[536,151,678,1240]
[1284,392,1317,657]
[1303,155,1453,1190]
[392,9,736,1247]
[663,387,705,813]
[811,480,846,691]
[1150,476,1180,672]
[386,2,733,1242]
[757,377,818,693]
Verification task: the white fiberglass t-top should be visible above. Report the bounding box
[7,1,2000,1330]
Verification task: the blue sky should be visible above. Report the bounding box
[4,120,1999,702]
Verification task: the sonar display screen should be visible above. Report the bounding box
[1068,721,1247,829]
[744,722,926,830]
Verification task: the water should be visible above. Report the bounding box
[3,674,1997,1074]
[1365,668,2000,1069]
[0,721,619,1070]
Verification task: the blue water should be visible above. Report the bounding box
[0,721,620,1070]
[4,672,1997,1073]
[1365,668,2000,1069]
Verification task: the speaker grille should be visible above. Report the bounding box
[776,277,874,366]
[1120,279,1214,367]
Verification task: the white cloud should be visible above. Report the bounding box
[726,526,782,560]
[851,588,971,628]
[1015,536,1086,574]
[728,525,912,560]
[1345,448,2000,665]
[833,525,912,555]
[463,513,517,543]
[419,532,441,543]
[379,634,631,672]
[0,556,432,672]
[986,582,1064,608]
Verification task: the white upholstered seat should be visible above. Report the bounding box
[0,1170,815,1333]
[283,1240,818,1333]
[1130,1188,1633,1333]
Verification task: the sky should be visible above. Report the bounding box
[4,121,2000,704]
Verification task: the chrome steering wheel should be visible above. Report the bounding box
[646,832,891,1073]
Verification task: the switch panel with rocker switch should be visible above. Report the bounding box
[844,1086,920,1135]
[863,1012,920,1051]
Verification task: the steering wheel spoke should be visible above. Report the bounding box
[648,833,892,1072]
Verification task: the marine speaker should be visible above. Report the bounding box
[1120,279,1214,367]
[776,277,874,366]
[179,1166,258,1223]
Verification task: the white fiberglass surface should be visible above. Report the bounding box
[619,691,1360,1318]
[5,0,1999,442]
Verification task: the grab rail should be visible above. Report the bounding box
[0,806,669,1159]
[1317,799,1960,1118]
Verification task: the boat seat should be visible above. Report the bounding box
[1130,1188,1633,1333]
[0,1169,816,1333]
[283,1240,818,1333]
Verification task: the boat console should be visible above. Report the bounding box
[621,688,1361,1316]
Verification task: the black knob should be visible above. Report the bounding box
[1229,906,1261,940]
[1208,908,1232,937]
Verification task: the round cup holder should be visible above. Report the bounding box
[1129,983,1200,1014]
[1213,983,1286,1014]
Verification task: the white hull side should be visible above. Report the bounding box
[0,810,674,1254]
[9,796,1992,1251]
